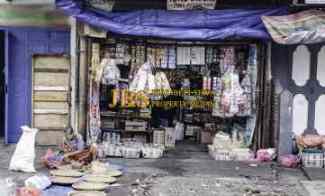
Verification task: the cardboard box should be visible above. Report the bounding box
[200,131,213,144]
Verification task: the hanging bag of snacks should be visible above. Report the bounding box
[101,59,121,86]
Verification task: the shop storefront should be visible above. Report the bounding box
[57,0,287,160]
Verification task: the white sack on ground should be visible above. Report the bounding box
[9,126,38,173]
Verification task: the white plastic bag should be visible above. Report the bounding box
[129,62,156,93]
[9,126,38,173]
[101,59,121,85]
[155,72,171,90]
[0,178,16,196]
[25,175,51,190]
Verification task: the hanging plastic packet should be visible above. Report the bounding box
[101,59,121,86]
[168,46,176,69]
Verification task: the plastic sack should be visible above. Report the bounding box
[296,134,323,148]
[25,175,51,190]
[129,62,156,92]
[17,187,41,196]
[256,148,276,162]
[101,59,121,85]
[9,126,38,173]
[155,72,171,90]
[213,132,232,149]
[279,154,300,168]
[0,178,16,196]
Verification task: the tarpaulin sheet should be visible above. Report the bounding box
[42,185,72,196]
[56,0,287,41]
[263,10,325,44]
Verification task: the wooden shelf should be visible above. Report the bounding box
[121,130,153,134]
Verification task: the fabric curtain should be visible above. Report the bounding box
[252,44,273,151]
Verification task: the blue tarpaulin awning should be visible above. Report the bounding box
[56,0,288,40]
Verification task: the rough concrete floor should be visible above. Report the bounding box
[0,140,316,196]
[108,142,310,196]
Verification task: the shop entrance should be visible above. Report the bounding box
[0,31,5,137]
[88,37,267,160]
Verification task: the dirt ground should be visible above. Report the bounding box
[0,140,317,196]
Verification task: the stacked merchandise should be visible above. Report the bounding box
[177,46,205,65]
[95,38,260,161]
[129,43,146,82]
[101,140,165,159]
[102,131,121,145]
[99,126,176,159]
[296,134,325,168]
[147,46,176,69]
[208,132,253,161]
[212,47,252,118]
[205,45,258,160]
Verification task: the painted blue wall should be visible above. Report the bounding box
[3,27,70,143]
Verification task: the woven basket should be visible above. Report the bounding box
[51,176,80,185]
[84,175,117,184]
[72,182,108,191]
[68,191,106,196]
[50,170,84,178]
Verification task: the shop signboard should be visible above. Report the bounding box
[167,0,216,10]
[305,0,325,3]
[87,0,115,12]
